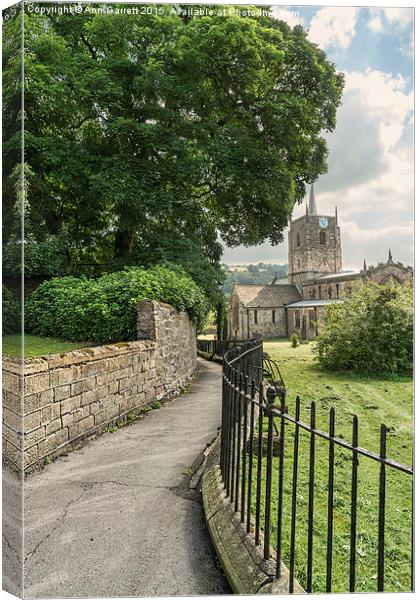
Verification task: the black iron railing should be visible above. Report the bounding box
[220,341,413,593]
[197,337,255,358]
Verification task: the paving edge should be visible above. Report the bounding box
[202,435,305,595]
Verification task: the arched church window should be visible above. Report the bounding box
[297,258,301,270]
[327,286,333,299]
[336,283,340,298]
[254,310,258,324]
[320,230,326,245]
[296,232,301,247]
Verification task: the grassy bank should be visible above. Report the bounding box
[2,335,92,358]
[250,339,413,593]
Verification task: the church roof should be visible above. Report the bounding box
[233,284,301,308]
[303,271,360,285]
[286,299,344,308]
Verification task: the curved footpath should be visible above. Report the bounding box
[21,358,230,597]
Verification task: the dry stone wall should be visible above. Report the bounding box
[2,300,197,471]
[137,299,197,398]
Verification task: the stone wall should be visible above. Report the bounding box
[287,305,326,341]
[202,436,305,594]
[2,300,196,471]
[2,361,24,470]
[244,307,288,339]
[137,299,197,398]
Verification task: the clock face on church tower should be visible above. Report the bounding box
[319,217,328,228]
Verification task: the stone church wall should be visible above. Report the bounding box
[287,305,327,341]
[302,279,355,301]
[365,262,413,285]
[235,307,288,339]
[3,300,197,471]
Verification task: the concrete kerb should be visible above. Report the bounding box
[202,435,305,595]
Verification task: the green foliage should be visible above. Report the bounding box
[3,234,69,277]
[131,234,225,314]
[2,285,20,335]
[25,265,209,344]
[290,332,300,348]
[314,282,413,375]
[216,299,229,340]
[223,263,288,294]
[3,7,343,289]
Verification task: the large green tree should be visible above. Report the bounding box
[3,4,344,317]
[314,282,413,375]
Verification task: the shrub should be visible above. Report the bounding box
[2,285,20,334]
[314,282,413,375]
[290,332,300,348]
[25,265,209,344]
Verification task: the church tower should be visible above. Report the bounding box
[288,184,342,284]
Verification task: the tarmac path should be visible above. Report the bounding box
[21,358,229,597]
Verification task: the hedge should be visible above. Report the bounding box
[2,285,20,334]
[25,265,210,344]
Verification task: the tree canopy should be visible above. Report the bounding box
[3,5,344,314]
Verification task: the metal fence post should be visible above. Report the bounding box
[263,386,276,560]
[217,339,413,595]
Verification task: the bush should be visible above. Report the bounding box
[25,265,210,344]
[314,282,413,375]
[2,285,20,334]
[290,332,300,348]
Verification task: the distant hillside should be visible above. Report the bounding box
[222,263,288,295]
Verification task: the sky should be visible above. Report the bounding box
[222,5,414,270]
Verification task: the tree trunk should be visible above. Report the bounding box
[115,230,134,257]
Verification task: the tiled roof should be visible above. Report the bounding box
[234,284,302,308]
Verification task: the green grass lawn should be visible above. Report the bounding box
[2,335,92,358]
[248,339,413,593]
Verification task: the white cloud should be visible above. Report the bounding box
[291,69,414,268]
[308,7,358,50]
[344,70,412,151]
[382,8,413,30]
[224,12,414,269]
[367,8,414,56]
[270,7,304,28]
[368,7,413,31]
[367,14,383,33]
[340,220,413,244]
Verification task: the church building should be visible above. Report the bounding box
[228,185,412,340]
